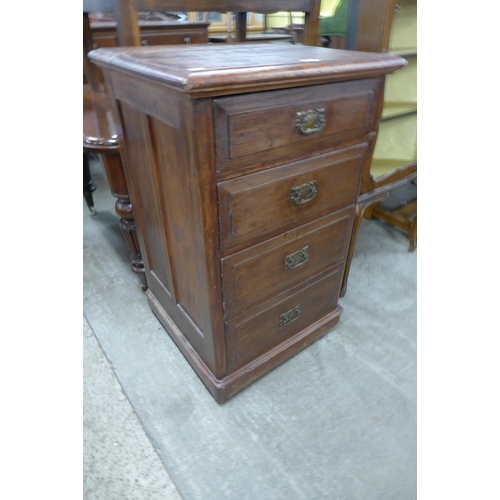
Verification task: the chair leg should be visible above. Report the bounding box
[408,217,417,252]
[83,152,97,215]
[340,193,389,298]
[340,203,363,298]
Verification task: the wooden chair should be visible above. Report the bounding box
[113,1,321,47]
[338,0,417,297]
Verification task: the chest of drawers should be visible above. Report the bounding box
[90,44,405,402]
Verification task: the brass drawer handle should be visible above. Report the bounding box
[279,305,302,326]
[285,246,309,270]
[290,181,317,205]
[295,108,326,135]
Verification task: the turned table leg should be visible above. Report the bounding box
[99,152,145,277]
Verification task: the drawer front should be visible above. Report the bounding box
[140,31,208,46]
[92,32,207,49]
[225,266,343,371]
[218,144,366,251]
[214,78,380,174]
[222,206,354,317]
[92,34,117,48]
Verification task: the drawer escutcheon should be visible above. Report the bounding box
[285,246,310,270]
[290,181,317,205]
[295,108,326,135]
[279,305,302,326]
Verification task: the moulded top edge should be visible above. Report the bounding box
[89,43,407,96]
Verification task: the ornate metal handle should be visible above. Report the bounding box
[279,305,302,326]
[285,246,309,270]
[295,108,326,135]
[141,39,149,46]
[184,36,192,44]
[290,181,317,205]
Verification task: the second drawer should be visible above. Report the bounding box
[221,205,355,317]
[218,143,366,251]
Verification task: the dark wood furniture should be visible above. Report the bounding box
[90,43,405,402]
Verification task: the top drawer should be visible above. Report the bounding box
[214,78,381,175]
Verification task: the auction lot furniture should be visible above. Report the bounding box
[90,43,405,402]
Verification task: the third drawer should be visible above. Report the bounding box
[221,204,355,317]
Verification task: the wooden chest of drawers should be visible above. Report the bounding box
[90,44,405,402]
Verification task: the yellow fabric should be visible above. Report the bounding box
[320,0,342,16]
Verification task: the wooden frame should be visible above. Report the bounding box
[115,0,321,46]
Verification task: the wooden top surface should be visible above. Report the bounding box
[89,43,407,97]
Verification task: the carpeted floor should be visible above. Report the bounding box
[84,316,183,499]
[83,157,417,500]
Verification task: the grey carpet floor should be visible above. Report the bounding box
[83,157,417,500]
[84,316,183,500]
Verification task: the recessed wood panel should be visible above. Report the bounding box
[118,104,173,291]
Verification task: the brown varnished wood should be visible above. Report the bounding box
[90,44,406,402]
[235,12,247,42]
[116,103,175,292]
[369,198,417,251]
[110,70,181,129]
[225,265,343,371]
[114,0,321,48]
[88,18,209,84]
[135,0,319,13]
[355,0,397,53]
[83,85,145,274]
[106,73,225,376]
[115,0,142,46]
[84,13,104,91]
[221,205,354,317]
[101,153,144,273]
[83,3,208,278]
[90,44,406,98]
[83,86,119,152]
[214,79,380,175]
[217,145,366,251]
[91,21,210,48]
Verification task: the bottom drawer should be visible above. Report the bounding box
[225,264,343,371]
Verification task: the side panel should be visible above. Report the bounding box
[108,70,225,376]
